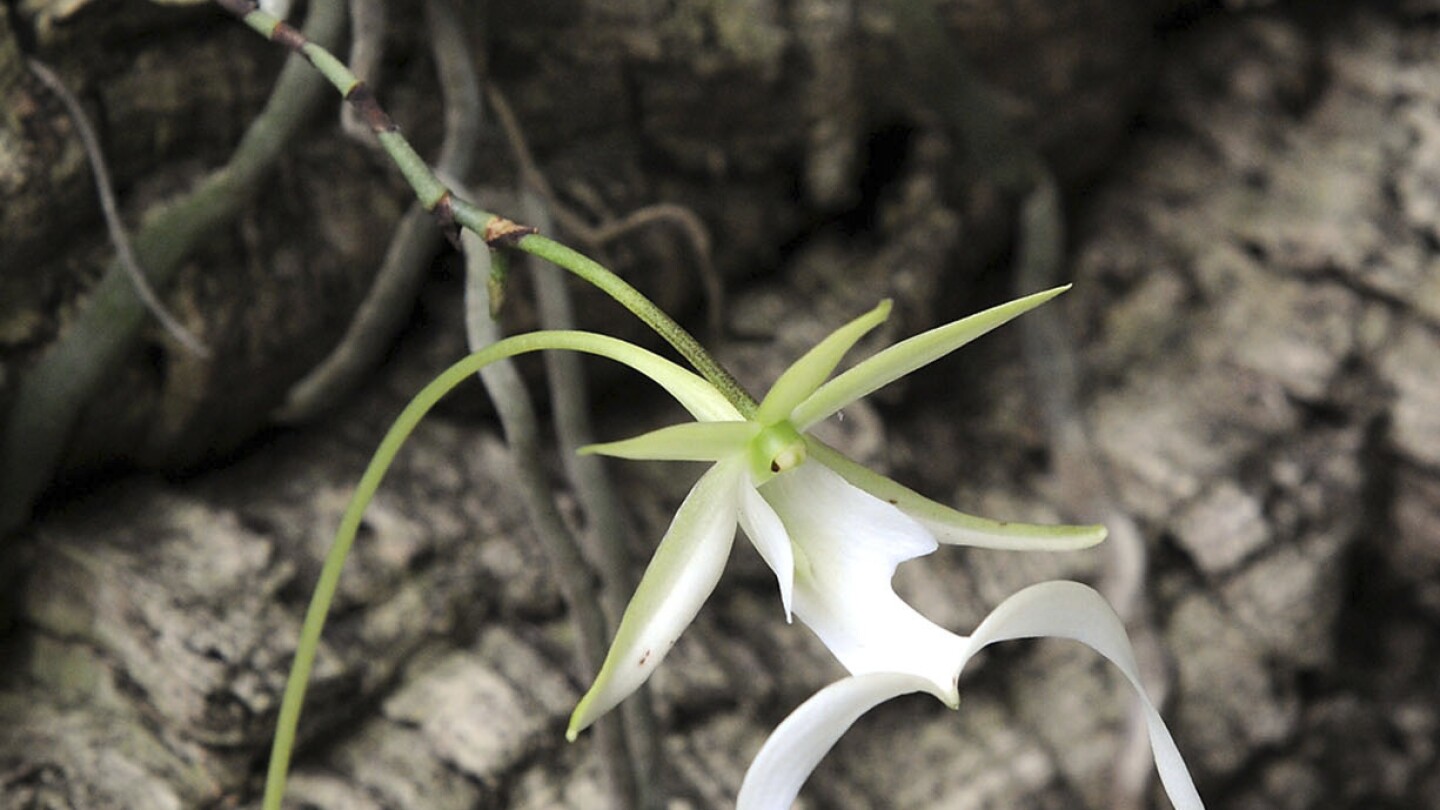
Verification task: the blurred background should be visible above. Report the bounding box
[1,0,1436,807]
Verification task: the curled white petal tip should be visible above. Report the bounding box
[738,481,796,621]
[960,581,1205,810]
[737,580,1204,810]
[737,672,935,810]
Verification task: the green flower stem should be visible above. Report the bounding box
[275,0,483,422]
[497,222,756,417]
[213,0,758,418]
[262,329,701,809]
[524,191,662,808]
[461,232,639,807]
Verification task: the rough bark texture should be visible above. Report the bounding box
[2,0,1439,808]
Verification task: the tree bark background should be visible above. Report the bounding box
[2,1,1438,808]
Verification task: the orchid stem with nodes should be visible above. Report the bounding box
[275,0,484,422]
[211,0,757,417]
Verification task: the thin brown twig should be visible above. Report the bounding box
[484,84,725,338]
[26,59,211,359]
[275,0,480,422]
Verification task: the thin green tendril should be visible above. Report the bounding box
[262,329,720,809]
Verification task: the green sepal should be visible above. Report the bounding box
[582,421,757,462]
[806,438,1106,550]
[756,300,892,425]
[791,287,1069,430]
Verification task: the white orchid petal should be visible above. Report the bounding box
[567,458,743,739]
[756,300,893,425]
[736,672,935,810]
[581,421,757,462]
[808,439,1106,550]
[737,481,795,621]
[791,286,1070,430]
[762,464,963,698]
[957,581,1205,810]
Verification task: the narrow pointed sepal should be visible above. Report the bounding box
[756,300,892,425]
[736,672,936,810]
[959,581,1205,810]
[807,439,1106,550]
[567,459,744,740]
[791,286,1070,430]
[581,421,757,462]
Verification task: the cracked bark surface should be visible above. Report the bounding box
[3,1,1439,809]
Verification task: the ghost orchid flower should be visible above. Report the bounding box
[736,581,1204,810]
[567,286,1107,739]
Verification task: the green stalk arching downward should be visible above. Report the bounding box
[261,329,728,809]
[506,227,755,415]
[212,0,758,418]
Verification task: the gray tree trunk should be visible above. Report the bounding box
[2,1,1437,808]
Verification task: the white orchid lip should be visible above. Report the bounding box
[433,291,1198,810]
[736,582,1206,810]
[761,463,964,700]
[567,285,1108,741]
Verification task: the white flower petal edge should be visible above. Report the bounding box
[807,439,1106,551]
[960,581,1203,810]
[735,672,935,810]
[567,457,744,740]
[737,482,797,620]
[737,580,1204,810]
[761,464,963,699]
[581,420,758,461]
